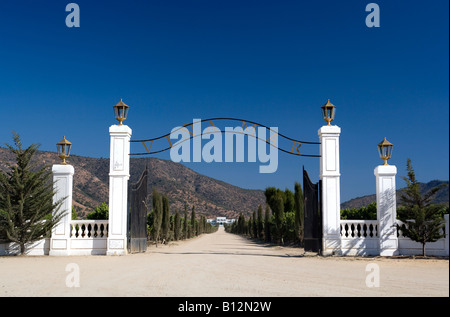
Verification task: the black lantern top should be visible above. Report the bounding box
[377,137,393,165]
[321,99,336,126]
[56,136,72,165]
[113,99,129,125]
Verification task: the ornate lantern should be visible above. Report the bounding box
[56,136,72,165]
[113,99,129,125]
[377,137,393,165]
[321,99,336,126]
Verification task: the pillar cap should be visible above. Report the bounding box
[109,124,132,135]
[374,164,397,176]
[318,125,341,135]
[52,164,75,174]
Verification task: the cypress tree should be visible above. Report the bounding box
[183,203,188,239]
[0,133,65,255]
[294,182,304,244]
[257,205,264,241]
[191,205,196,237]
[161,195,170,243]
[284,189,295,213]
[252,211,257,239]
[152,188,163,246]
[264,205,271,242]
[174,210,181,241]
[397,159,447,256]
[272,192,285,244]
[237,213,245,234]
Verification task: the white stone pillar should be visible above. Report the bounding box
[49,164,74,256]
[374,165,399,256]
[107,124,132,255]
[318,125,341,255]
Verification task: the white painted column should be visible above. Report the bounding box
[374,165,399,256]
[107,124,132,255]
[318,125,341,255]
[49,164,74,256]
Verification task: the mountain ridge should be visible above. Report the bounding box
[340,180,449,209]
[1,147,448,218]
[0,147,266,219]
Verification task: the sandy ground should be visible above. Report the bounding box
[0,227,448,297]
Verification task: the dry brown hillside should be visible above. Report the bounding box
[0,147,265,219]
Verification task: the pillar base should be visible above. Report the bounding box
[107,238,128,255]
[380,236,399,256]
[322,237,341,255]
[50,164,74,257]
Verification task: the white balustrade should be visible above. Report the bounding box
[70,220,109,239]
[340,220,378,239]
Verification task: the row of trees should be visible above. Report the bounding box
[1,133,447,256]
[84,190,219,246]
[227,159,448,256]
[341,202,377,220]
[148,189,217,246]
[226,183,304,245]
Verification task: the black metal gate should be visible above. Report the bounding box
[128,167,148,253]
[303,166,322,253]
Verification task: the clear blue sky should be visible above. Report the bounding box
[0,0,448,203]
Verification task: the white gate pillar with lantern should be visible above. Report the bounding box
[107,99,132,255]
[319,100,342,255]
[375,137,399,256]
[50,137,74,256]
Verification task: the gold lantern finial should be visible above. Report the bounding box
[321,99,336,126]
[377,137,393,165]
[56,136,72,165]
[113,99,129,125]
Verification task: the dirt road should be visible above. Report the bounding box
[0,227,448,297]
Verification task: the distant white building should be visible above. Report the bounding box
[207,217,236,226]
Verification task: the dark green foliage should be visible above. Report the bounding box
[264,205,271,242]
[284,189,295,213]
[191,205,196,237]
[152,188,163,246]
[227,182,308,247]
[400,159,446,209]
[397,159,447,256]
[71,206,78,220]
[174,210,181,241]
[257,205,264,240]
[183,204,188,239]
[252,211,257,239]
[86,202,109,220]
[146,192,216,245]
[161,195,170,243]
[341,202,377,220]
[294,182,304,244]
[284,211,297,243]
[0,133,65,254]
[271,192,285,244]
